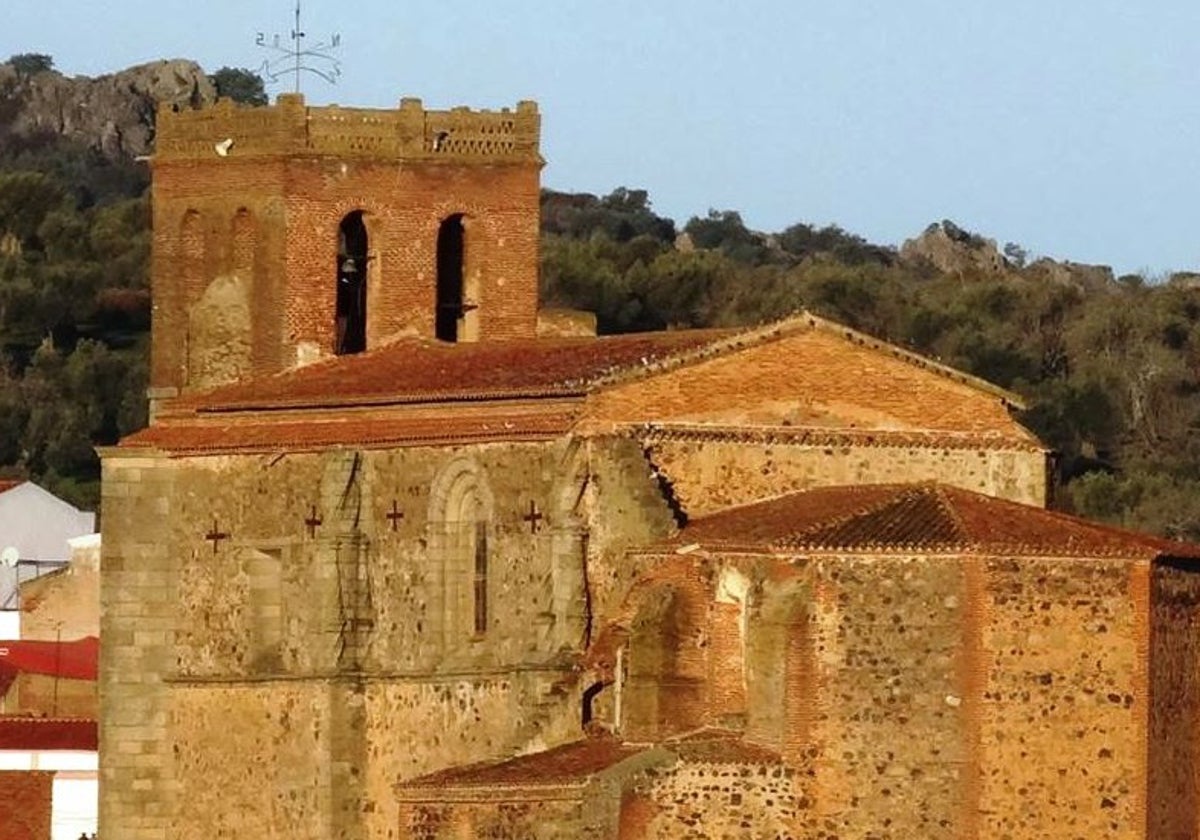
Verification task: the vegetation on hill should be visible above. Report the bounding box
[2,57,1199,540]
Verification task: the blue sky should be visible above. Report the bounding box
[4,0,1198,275]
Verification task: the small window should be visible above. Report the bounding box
[473,520,488,635]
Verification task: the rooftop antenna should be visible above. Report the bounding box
[255,0,342,94]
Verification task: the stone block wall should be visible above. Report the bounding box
[101,433,676,840]
[99,453,178,840]
[399,798,587,840]
[978,557,1144,837]
[1148,561,1200,837]
[602,549,1155,838]
[0,771,54,840]
[645,436,1047,515]
[624,761,800,839]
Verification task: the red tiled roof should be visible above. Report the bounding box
[121,409,579,454]
[0,717,96,751]
[400,737,648,789]
[673,483,1200,559]
[175,329,739,413]
[0,480,23,495]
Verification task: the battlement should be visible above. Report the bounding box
[154,93,541,163]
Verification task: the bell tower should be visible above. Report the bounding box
[147,93,543,409]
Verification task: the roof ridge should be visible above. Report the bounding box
[930,484,972,547]
[774,485,914,549]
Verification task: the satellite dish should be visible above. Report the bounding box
[0,547,18,568]
[214,137,234,157]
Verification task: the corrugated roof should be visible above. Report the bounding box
[0,717,97,751]
[674,483,1200,559]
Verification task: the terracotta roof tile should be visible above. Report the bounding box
[0,480,23,494]
[399,737,647,789]
[121,409,579,454]
[632,423,1043,452]
[673,483,1200,559]
[176,329,739,413]
[0,717,96,751]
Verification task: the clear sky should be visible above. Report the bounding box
[4,0,1198,276]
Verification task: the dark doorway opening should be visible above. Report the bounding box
[436,214,465,342]
[337,211,368,354]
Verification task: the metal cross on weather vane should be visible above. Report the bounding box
[255,0,342,94]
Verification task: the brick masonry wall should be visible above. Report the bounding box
[0,771,54,840]
[151,154,540,394]
[584,328,1032,437]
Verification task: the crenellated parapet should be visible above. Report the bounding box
[153,93,541,163]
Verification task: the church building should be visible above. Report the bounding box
[98,93,1200,839]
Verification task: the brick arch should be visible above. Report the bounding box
[620,570,711,741]
[746,573,811,758]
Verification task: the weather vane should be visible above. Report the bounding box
[255,1,342,94]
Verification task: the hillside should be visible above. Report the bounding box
[2,56,1199,538]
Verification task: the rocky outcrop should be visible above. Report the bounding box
[1026,258,1116,293]
[0,59,216,158]
[900,220,1007,276]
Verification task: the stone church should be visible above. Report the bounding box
[98,93,1200,839]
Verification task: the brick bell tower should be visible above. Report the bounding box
[147,93,543,409]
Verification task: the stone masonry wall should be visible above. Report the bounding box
[626,760,800,839]
[807,554,970,839]
[978,557,1144,838]
[646,437,1047,516]
[0,770,54,840]
[1148,561,1200,838]
[399,798,585,840]
[99,454,178,840]
[102,434,676,840]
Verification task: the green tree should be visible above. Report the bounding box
[209,67,268,106]
[6,54,53,78]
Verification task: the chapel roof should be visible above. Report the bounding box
[399,736,647,790]
[668,483,1200,560]
[164,311,1024,415]
[396,730,776,796]
[172,327,741,413]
